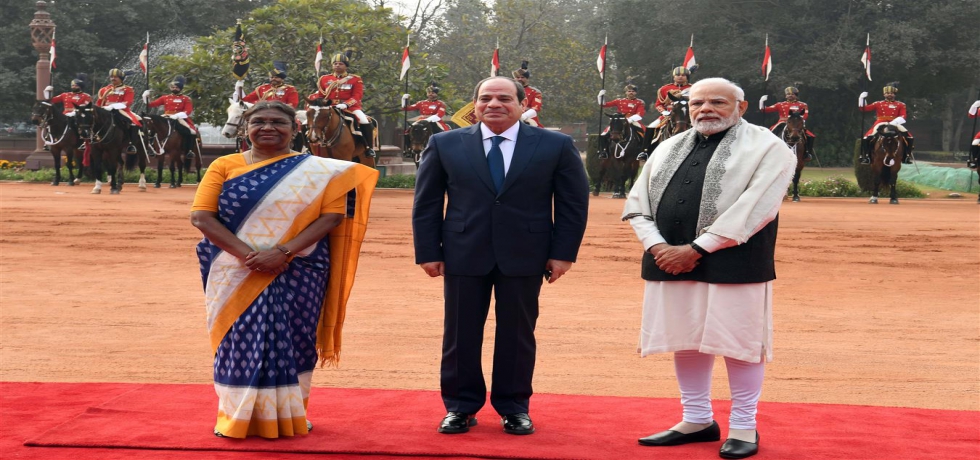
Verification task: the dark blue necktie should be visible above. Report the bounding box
[487,135,505,192]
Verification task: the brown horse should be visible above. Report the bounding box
[780,109,808,202]
[405,121,438,168]
[305,103,376,167]
[143,114,201,188]
[869,125,906,204]
[594,113,641,198]
[31,100,83,186]
[644,94,692,157]
[75,103,148,194]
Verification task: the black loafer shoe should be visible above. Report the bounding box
[719,432,759,459]
[501,413,534,435]
[638,420,720,446]
[438,412,477,434]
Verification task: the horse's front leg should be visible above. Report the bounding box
[889,169,899,205]
[50,147,62,186]
[869,171,880,204]
[791,169,802,202]
[170,158,178,188]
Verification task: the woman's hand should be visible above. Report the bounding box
[244,249,290,275]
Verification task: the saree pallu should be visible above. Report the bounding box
[197,153,377,438]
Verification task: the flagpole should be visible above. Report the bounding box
[860,34,870,156]
[596,35,607,137]
[969,89,980,162]
[145,32,150,102]
[402,34,410,149]
[48,29,55,89]
[761,34,768,129]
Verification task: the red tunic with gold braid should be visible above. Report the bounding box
[404,99,450,131]
[860,100,910,137]
[242,83,300,108]
[309,73,364,110]
[50,91,92,114]
[147,94,197,131]
[603,97,646,118]
[762,101,814,136]
[655,83,692,113]
[523,85,543,127]
[96,84,142,126]
[970,111,980,141]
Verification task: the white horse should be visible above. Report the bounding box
[221,99,253,139]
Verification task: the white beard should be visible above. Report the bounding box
[694,112,741,136]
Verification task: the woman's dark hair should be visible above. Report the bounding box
[243,101,296,128]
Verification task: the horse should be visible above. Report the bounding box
[305,102,376,167]
[143,114,201,188]
[594,113,641,198]
[643,94,692,157]
[405,121,438,168]
[780,109,808,202]
[869,124,907,204]
[31,100,82,186]
[75,103,148,194]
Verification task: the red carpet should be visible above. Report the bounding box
[4,382,977,459]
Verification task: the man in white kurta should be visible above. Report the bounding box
[622,78,795,459]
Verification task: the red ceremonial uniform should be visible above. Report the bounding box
[602,97,646,134]
[762,101,814,136]
[522,85,543,127]
[242,83,300,108]
[404,99,450,131]
[655,83,692,113]
[970,111,980,141]
[860,100,909,137]
[97,84,142,126]
[310,74,364,110]
[50,91,92,114]
[147,94,197,131]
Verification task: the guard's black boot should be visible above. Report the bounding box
[859,137,871,164]
[804,136,814,161]
[902,136,914,164]
[184,135,197,159]
[361,123,376,158]
[597,136,609,159]
[126,126,138,155]
[968,146,979,169]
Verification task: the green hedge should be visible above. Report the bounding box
[791,174,925,198]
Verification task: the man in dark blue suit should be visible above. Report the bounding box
[412,77,589,436]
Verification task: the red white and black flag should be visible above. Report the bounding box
[860,33,871,81]
[761,34,772,81]
[490,40,500,77]
[138,32,148,74]
[48,30,56,71]
[399,35,411,81]
[596,35,607,79]
[683,34,697,71]
[314,40,323,74]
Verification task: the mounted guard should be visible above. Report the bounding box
[144,75,199,159]
[859,82,913,165]
[239,61,300,108]
[638,66,693,160]
[43,74,92,143]
[760,86,815,160]
[513,60,543,127]
[968,99,980,169]
[96,68,146,154]
[597,79,646,159]
[307,51,376,158]
[402,82,451,132]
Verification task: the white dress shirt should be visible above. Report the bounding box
[480,121,521,175]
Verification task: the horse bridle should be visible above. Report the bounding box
[409,121,431,153]
[35,102,70,146]
[609,116,638,159]
[79,106,119,145]
[669,102,690,135]
[307,106,345,148]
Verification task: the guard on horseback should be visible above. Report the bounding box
[144,75,199,159]
[859,82,913,165]
[760,86,815,160]
[308,51,376,158]
[43,74,92,144]
[96,68,145,154]
[239,62,300,108]
[402,82,451,132]
[968,99,980,169]
[513,61,543,127]
[597,80,646,160]
[638,67,693,161]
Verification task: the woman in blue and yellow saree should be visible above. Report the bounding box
[190,101,377,439]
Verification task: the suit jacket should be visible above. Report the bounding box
[412,122,589,277]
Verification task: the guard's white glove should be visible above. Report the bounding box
[890,116,906,126]
[108,103,127,110]
[235,80,244,90]
[969,100,980,115]
[521,108,537,121]
[142,90,152,103]
[335,103,348,110]
[401,94,410,108]
[680,89,690,97]
[172,112,188,119]
[661,110,670,117]
[597,89,606,105]
[858,92,868,107]
[650,118,664,129]
[626,114,642,123]
[759,95,768,110]
[425,114,441,123]
[44,85,53,99]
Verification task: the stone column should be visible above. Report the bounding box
[26,0,56,170]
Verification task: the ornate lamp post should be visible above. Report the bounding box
[27,0,55,169]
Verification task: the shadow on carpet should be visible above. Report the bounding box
[12,382,979,459]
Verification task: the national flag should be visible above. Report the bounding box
[138,33,148,74]
[48,30,56,71]
[399,36,411,81]
[451,101,478,127]
[596,35,607,79]
[491,46,500,77]
[314,41,323,74]
[860,33,871,81]
[761,34,772,81]
[232,20,250,80]
[683,35,697,70]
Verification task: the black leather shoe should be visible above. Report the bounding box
[438,412,477,434]
[719,432,759,459]
[501,413,534,435]
[638,420,720,446]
